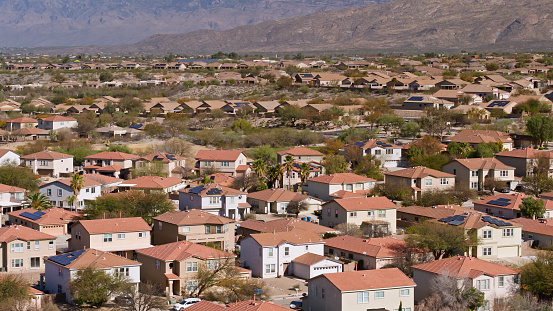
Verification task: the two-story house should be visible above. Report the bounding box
[0,225,56,272]
[247,188,321,215]
[0,149,20,166]
[320,197,397,234]
[413,256,520,310]
[442,158,518,191]
[472,193,533,219]
[37,116,77,130]
[152,209,236,251]
[9,208,81,236]
[6,117,38,131]
[43,249,141,302]
[83,151,138,179]
[133,152,186,178]
[0,183,26,214]
[194,150,248,177]
[384,166,455,200]
[179,183,250,220]
[303,173,376,202]
[117,176,186,194]
[136,240,235,296]
[304,268,416,311]
[21,150,74,177]
[344,140,404,168]
[276,147,324,164]
[495,148,548,177]
[237,218,338,239]
[39,175,102,210]
[437,212,522,259]
[240,229,324,278]
[68,217,152,259]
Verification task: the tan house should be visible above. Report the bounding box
[133,152,186,178]
[303,173,376,201]
[480,100,518,115]
[247,188,321,215]
[9,208,81,236]
[152,209,236,251]
[442,158,518,191]
[194,150,248,176]
[320,197,397,234]
[21,150,74,177]
[397,205,474,227]
[444,129,513,150]
[6,117,38,131]
[304,268,416,311]
[0,225,56,272]
[384,166,455,199]
[495,147,546,177]
[83,151,138,179]
[136,240,235,296]
[276,147,324,164]
[68,217,152,259]
[511,218,553,248]
[473,193,535,219]
[117,176,186,194]
[237,218,338,239]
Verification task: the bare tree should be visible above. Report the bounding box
[286,199,309,218]
[122,282,166,311]
[334,223,362,237]
[183,257,236,296]
[416,274,484,311]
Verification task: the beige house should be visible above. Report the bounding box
[237,218,338,239]
[6,117,38,131]
[511,218,553,248]
[9,208,81,236]
[303,173,376,201]
[83,151,138,179]
[152,209,236,251]
[21,150,74,177]
[133,152,186,178]
[276,147,324,164]
[194,150,248,176]
[473,193,532,219]
[320,197,397,234]
[442,158,518,191]
[0,225,56,272]
[495,148,547,177]
[413,256,520,310]
[117,175,186,194]
[397,205,475,227]
[68,217,152,259]
[444,129,513,150]
[304,268,416,311]
[247,188,321,215]
[384,166,455,199]
[136,240,235,296]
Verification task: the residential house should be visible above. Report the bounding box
[39,175,102,210]
[21,150,74,177]
[0,183,26,214]
[81,174,123,194]
[472,193,537,219]
[83,151,138,179]
[237,218,338,239]
[152,209,236,250]
[136,241,235,296]
[461,84,509,100]
[117,176,185,194]
[396,204,475,228]
[6,117,38,131]
[451,105,490,120]
[68,217,152,259]
[304,268,416,311]
[437,212,522,259]
[384,166,455,200]
[0,149,20,166]
[511,218,553,247]
[403,95,454,109]
[9,208,81,236]
[495,148,545,177]
[480,100,518,115]
[247,188,321,215]
[37,116,77,130]
[303,173,376,202]
[276,147,324,164]
[194,150,248,177]
[43,249,141,302]
[344,139,404,168]
[240,229,324,278]
[133,152,186,178]
[445,129,513,150]
[442,158,518,191]
[0,225,56,272]
[252,100,280,115]
[179,183,250,220]
[10,127,50,141]
[188,173,237,188]
[282,162,323,191]
[320,197,397,234]
[412,256,520,310]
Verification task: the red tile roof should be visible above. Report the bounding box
[291,252,330,265]
[195,150,245,161]
[136,240,235,261]
[448,129,512,144]
[226,301,290,311]
[247,188,312,202]
[511,218,553,237]
[473,193,529,211]
[122,176,183,189]
[9,208,81,225]
[77,217,151,234]
[345,139,401,149]
[239,218,335,235]
[0,225,56,242]
[154,209,235,225]
[316,268,415,291]
[398,205,474,220]
[449,158,515,170]
[84,151,138,160]
[0,183,25,193]
[496,147,544,159]
[137,152,185,162]
[308,173,375,184]
[185,301,225,311]
[0,149,15,159]
[39,116,77,122]
[276,147,323,156]
[7,117,38,123]
[46,249,140,269]
[324,197,396,211]
[95,164,125,172]
[21,150,72,160]
[249,228,323,247]
[41,175,101,188]
[412,256,520,278]
[180,183,245,196]
[385,166,455,179]
[82,174,123,185]
[324,236,406,258]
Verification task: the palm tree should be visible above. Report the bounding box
[299,163,311,185]
[70,174,84,212]
[252,159,267,181]
[274,164,284,188]
[24,193,52,210]
[65,195,77,211]
[284,155,295,191]
[266,166,278,189]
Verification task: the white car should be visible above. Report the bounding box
[172,298,201,310]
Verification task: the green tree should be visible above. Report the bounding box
[69,267,131,307]
[400,122,420,139]
[65,195,77,211]
[523,174,553,196]
[252,159,267,181]
[70,174,84,197]
[119,96,144,114]
[420,107,452,139]
[0,165,40,192]
[299,163,311,185]
[485,63,500,71]
[250,145,277,165]
[520,251,553,299]
[526,115,553,147]
[230,119,253,132]
[447,142,472,159]
[324,155,348,174]
[354,154,383,179]
[520,197,546,219]
[406,221,478,260]
[279,104,304,126]
[474,142,502,158]
[284,155,295,190]
[0,274,32,308]
[99,72,114,82]
[24,193,52,210]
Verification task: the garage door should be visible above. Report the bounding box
[497,246,519,258]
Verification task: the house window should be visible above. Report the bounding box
[401,289,410,296]
[11,259,23,268]
[368,211,374,216]
[500,170,508,177]
[216,225,222,233]
[335,210,338,218]
[374,150,381,155]
[209,197,220,204]
[186,281,198,292]
[472,171,478,177]
[207,260,219,270]
[91,187,96,194]
[155,260,160,270]
[27,160,32,166]
[86,188,89,193]
[483,247,492,256]
[321,288,325,298]
[203,161,212,166]
[205,226,211,234]
[27,242,30,250]
[378,210,386,218]
[186,262,198,272]
[58,267,63,276]
[268,248,274,257]
[57,189,62,197]
[375,291,384,298]
[118,267,130,276]
[158,222,162,230]
[30,257,40,269]
[11,243,23,253]
[440,178,449,185]
[357,292,369,303]
[425,179,432,186]
[117,233,125,239]
[57,285,62,294]
[350,212,357,217]
[221,161,230,167]
[182,227,190,232]
[498,276,504,287]
[315,287,319,297]
[346,184,353,191]
[265,264,276,273]
[477,279,490,290]
[138,232,146,238]
[327,208,331,216]
[471,182,478,189]
[514,275,519,284]
[47,189,52,196]
[503,228,514,237]
[482,230,492,239]
[35,241,39,250]
[230,197,234,204]
[285,247,290,256]
[49,241,54,249]
[103,234,113,242]
[40,160,48,166]
[328,248,334,255]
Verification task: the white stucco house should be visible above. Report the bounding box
[38,116,77,130]
[0,149,20,166]
[344,139,404,168]
[20,150,74,178]
[178,183,250,220]
[39,175,102,210]
[302,173,376,202]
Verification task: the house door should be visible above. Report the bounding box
[283,263,290,275]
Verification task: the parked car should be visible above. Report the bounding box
[114,295,133,305]
[173,298,201,310]
[290,301,302,310]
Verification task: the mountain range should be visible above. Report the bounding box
[0,0,386,47]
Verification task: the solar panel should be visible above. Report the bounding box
[20,212,40,220]
[34,211,45,216]
[206,188,222,195]
[166,154,176,161]
[487,200,510,206]
[48,249,86,266]
[188,186,205,194]
[409,96,424,101]
[448,220,464,226]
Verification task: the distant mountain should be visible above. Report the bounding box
[103,0,553,54]
[0,0,388,47]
